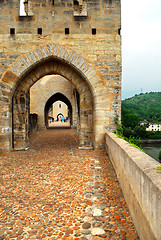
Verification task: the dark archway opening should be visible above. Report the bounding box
[44,93,73,128]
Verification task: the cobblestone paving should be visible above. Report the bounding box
[0,129,139,240]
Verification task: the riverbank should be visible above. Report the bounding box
[140,139,161,144]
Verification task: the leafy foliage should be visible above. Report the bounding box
[122,92,161,123]
[121,108,141,128]
[156,165,161,172]
[121,92,161,140]
[146,131,161,139]
[120,93,161,169]
[114,118,143,151]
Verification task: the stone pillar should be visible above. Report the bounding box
[79,110,93,148]
[0,84,11,151]
[79,88,93,149]
[72,88,79,129]
[12,90,30,150]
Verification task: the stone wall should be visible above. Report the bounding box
[0,0,121,114]
[0,0,121,150]
[105,131,161,240]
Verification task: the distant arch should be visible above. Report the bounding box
[44,93,73,127]
[57,113,64,118]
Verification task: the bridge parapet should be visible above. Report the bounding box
[105,131,161,240]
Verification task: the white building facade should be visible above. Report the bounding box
[146,122,161,131]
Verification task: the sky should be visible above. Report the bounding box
[20,0,161,100]
[121,0,161,99]
[20,0,26,16]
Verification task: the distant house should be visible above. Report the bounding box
[139,120,149,126]
[146,122,161,131]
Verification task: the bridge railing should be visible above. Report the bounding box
[105,131,161,240]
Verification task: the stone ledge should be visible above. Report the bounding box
[105,131,161,240]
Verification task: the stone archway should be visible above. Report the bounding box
[56,113,64,120]
[0,44,109,151]
[30,75,77,129]
[44,93,73,127]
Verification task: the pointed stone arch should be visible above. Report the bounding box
[44,92,73,127]
[0,44,110,151]
[30,75,79,130]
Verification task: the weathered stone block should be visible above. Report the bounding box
[64,50,74,62]
[112,102,121,110]
[39,46,48,59]
[27,51,37,64]
[75,56,86,69]
[33,48,43,61]
[21,55,33,68]
[46,44,53,56]
[110,67,121,73]
[1,70,18,88]
[16,59,28,72]
[10,64,22,77]
[53,44,59,56]
[58,46,66,58]
[2,127,10,134]
[1,111,9,119]
[70,53,80,65]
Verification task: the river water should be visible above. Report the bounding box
[141,143,161,163]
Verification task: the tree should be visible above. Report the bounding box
[133,125,147,139]
[122,111,140,128]
[123,127,133,138]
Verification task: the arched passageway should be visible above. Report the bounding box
[30,74,78,130]
[44,93,73,127]
[11,57,94,150]
[0,44,110,151]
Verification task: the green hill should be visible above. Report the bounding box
[122,92,161,128]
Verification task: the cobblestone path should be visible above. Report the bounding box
[0,129,139,240]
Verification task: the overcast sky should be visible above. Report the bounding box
[20,0,161,100]
[121,0,161,99]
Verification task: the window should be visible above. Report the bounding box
[65,28,69,35]
[92,28,96,35]
[37,28,42,34]
[59,104,61,108]
[10,28,15,35]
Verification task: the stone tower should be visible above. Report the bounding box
[0,0,121,151]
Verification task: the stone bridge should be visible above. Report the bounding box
[0,128,160,240]
[0,1,160,240]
